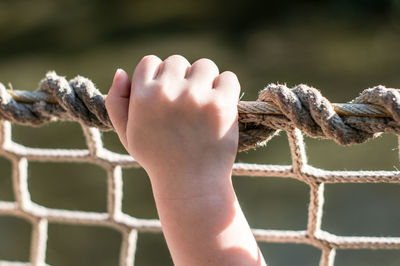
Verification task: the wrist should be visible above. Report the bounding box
[148,167,234,201]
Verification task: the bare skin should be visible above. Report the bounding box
[106,55,267,266]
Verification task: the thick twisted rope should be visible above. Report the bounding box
[1,72,400,151]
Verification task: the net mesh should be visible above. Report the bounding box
[0,119,399,266]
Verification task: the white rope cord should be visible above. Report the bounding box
[0,119,399,266]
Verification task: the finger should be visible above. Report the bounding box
[132,55,162,86]
[186,58,219,89]
[155,55,191,81]
[213,71,241,102]
[106,68,131,149]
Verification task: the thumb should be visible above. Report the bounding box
[106,68,131,149]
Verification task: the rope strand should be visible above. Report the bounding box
[7,90,393,118]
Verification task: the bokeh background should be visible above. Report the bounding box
[1,0,400,265]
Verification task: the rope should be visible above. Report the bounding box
[7,90,392,118]
[1,72,400,151]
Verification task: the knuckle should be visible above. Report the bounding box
[189,58,219,78]
[219,71,241,94]
[138,55,161,73]
[165,54,188,64]
[221,70,237,80]
[196,58,219,73]
[141,55,160,63]
[195,58,215,65]
[222,71,240,88]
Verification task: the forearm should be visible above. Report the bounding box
[150,171,266,266]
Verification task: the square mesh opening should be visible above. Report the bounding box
[233,176,308,230]
[135,232,172,266]
[0,156,13,201]
[102,131,129,155]
[236,130,291,165]
[11,122,86,149]
[122,168,158,219]
[322,183,400,237]
[28,162,107,212]
[335,249,400,266]
[0,216,31,262]
[47,223,121,266]
[305,134,399,171]
[259,243,321,266]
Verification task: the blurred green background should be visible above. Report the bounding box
[1,0,400,265]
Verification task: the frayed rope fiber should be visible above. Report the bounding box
[1,71,400,152]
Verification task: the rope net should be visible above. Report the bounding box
[0,73,400,266]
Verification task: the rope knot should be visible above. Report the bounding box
[238,84,396,151]
[39,71,112,130]
[0,72,113,129]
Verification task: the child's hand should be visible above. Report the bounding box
[106,55,265,266]
[106,55,240,195]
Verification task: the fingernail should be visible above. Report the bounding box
[113,69,126,87]
[114,68,122,80]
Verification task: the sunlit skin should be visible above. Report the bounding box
[106,55,266,266]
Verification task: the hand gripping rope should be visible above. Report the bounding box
[1,72,399,152]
